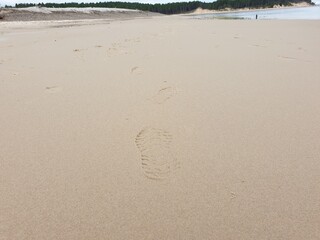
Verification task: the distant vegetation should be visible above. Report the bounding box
[12,0,314,15]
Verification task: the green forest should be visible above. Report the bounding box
[12,0,314,15]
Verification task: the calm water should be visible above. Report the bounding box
[196,5,320,20]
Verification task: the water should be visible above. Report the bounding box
[196,5,320,20]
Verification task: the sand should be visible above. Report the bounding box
[1,16,320,239]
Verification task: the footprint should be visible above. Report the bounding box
[131,66,143,75]
[106,43,129,57]
[45,86,61,93]
[106,47,117,56]
[106,47,122,56]
[278,55,298,60]
[251,44,266,48]
[73,47,88,52]
[151,87,176,104]
[230,192,236,200]
[124,38,140,43]
[278,55,311,63]
[135,127,179,180]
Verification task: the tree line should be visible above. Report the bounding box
[12,0,314,15]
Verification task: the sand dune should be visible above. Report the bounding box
[0,16,320,239]
[17,6,141,13]
[0,7,158,21]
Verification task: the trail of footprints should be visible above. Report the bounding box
[70,38,179,180]
[135,86,177,180]
[132,58,177,179]
[135,127,179,180]
[135,86,178,179]
[72,37,141,58]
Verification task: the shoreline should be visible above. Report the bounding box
[187,2,315,15]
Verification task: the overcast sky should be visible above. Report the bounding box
[1,0,213,6]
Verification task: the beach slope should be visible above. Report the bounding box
[1,17,320,239]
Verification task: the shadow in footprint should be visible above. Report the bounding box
[45,86,61,93]
[278,55,297,60]
[131,66,143,75]
[151,87,176,104]
[278,55,311,63]
[251,44,266,48]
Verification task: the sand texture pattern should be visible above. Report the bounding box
[1,17,320,239]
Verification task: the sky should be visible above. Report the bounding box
[1,0,212,6]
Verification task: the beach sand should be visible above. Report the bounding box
[1,17,320,239]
